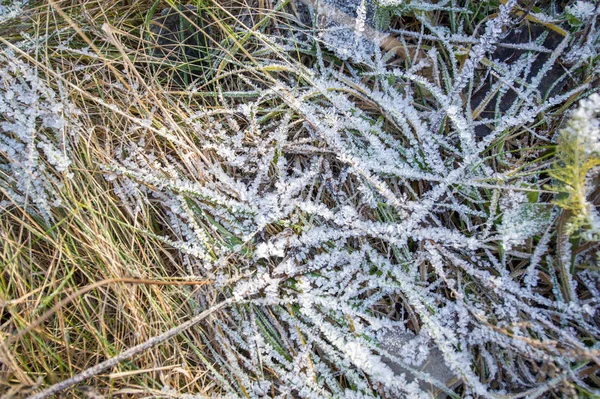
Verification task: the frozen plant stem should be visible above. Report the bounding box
[26,298,234,399]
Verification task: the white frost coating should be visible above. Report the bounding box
[37,142,72,174]
[355,0,368,34]
[498,191,550,252]
[0,0,28,23]
[566,1,598,20]
[0,50,78,221]
[255,241,285,259]
[564,93,600,157]
[343,341,395,383]
[557,93,600,240]
[232,272,280,301]
[376,0,404,6]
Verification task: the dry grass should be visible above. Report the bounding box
[0,1,254,397]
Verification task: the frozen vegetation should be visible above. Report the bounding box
[1,0,600,398]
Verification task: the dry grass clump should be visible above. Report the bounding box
[0,1,240,397]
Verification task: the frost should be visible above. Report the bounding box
[566,1,597,21]
[498,191,550,251]
[355,0,368,35]
[343,340,395,383]
[315,0,381,63]
[563,93,600,157]
[550,93,600,240]
[377,0,404,6]
[0,50,79,221]
[0,0,28,23]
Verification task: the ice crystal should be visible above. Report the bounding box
[566,1,597,21]
[0,0,28,23]
[0,50,78,221]
[563,93,600,156]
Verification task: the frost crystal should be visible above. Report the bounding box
[499,191,550,251]
[0,50,78,221]
[0,0,28,23]
[567,1,597,21]
[563,93,600,156]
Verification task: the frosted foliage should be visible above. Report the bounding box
[558,93,600,239]
[499,191,549,251]
[103,1,600,392]
[567,1,598,20]
[110,19,599,393]
[315,0,380,62]
[378,0,404,6]
[563,93,600,157]
[0,51,77,221]
[0,0,28,23]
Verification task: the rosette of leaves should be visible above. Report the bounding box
[549,93,600,240]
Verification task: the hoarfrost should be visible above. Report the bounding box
[0,50,79,221]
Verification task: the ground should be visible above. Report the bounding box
[1,0,600,398]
